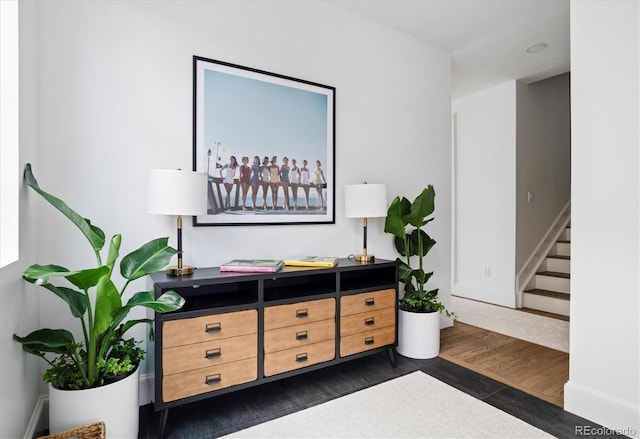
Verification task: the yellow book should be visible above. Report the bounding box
[283,256,339,267]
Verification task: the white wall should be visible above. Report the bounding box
[565,1,639,436]
[515,73,571,270]
[0,1,42,437]
[452,81,517,308]
[3,1,452,436]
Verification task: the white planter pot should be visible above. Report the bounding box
[396,309,440,359]
[49,367,139,438]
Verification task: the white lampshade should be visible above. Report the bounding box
[148,169,208,216]
[345,183,388,218]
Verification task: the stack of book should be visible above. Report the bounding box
[220,259,284,273]
[283,256,339,267]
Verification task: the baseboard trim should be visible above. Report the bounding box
[452,284,516,308]
[23,394,47,439]
[564,380,639,438]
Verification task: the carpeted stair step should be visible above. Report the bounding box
[523,288,570,316]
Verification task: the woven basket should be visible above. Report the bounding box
[38,421,105,439]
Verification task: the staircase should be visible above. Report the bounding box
[522,225,570,318]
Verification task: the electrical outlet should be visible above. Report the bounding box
[483,267,491,277]
[527,192,534,203]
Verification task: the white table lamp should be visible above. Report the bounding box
[148,169,207,275]
[345,182,388,263]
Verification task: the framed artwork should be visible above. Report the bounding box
[193,56,335,226]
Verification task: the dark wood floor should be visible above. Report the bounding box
[440,322,569,407]
[139,330,616,439]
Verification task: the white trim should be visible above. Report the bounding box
[564,380,640,438]
[515,200,571,307]
[452,283,516,308]
[22,394,47,439]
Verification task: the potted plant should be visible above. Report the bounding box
[384,185,454,359]
[13,164,185,438]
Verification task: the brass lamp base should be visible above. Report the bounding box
[166,265,195,276]
[355,254,375,263]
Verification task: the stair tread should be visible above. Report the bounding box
[520,308,570,322]
[524,288,570,300]
[537,271,570,279]
[547,255,570,260]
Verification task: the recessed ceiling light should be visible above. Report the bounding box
[526,43,548,53]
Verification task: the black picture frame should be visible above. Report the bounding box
[193,56,335,226]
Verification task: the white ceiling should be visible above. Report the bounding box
[329,0,570,99]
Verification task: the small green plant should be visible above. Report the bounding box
[14,164,186,390]
[384,185,455,318]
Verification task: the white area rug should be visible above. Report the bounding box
[222,371,552,438]
[452,296,569,353]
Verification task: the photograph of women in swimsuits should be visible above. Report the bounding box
[193,57,334,225]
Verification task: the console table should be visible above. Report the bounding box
[148,258,398,436]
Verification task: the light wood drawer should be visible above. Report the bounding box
[264,319,335,354]
[163,333,257,375]
[163,309,257,348]
[340,307,395,337]
[340,289,395,316]
[162,357,257,402]
[340,326,396,357]
[265,298,335,330]
[264,339,335,377]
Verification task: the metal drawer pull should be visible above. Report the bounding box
[205,322,221,333]
[205,348,221,359]
[205,374,221,385]
[364,317,375,326]
[296,309,308,318]
[364,337,375,345]
[296,331,308,340]
[364,298,375,306]
[296,353,308,362]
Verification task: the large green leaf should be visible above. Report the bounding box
[384,196,411,239]
[106,234,121,274]
[404,185,435,229]
[39,284,87,318]
[24,164,105,253]
[94,276,122,335]
[126,290,185,313]
[120,237,177,281]
[109,290,184,333]
[23,264,71,286]
[13,329,77,354]
[408,229,436,258]
[66,266,110,291]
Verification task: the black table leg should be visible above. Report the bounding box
[387,347,397,368]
